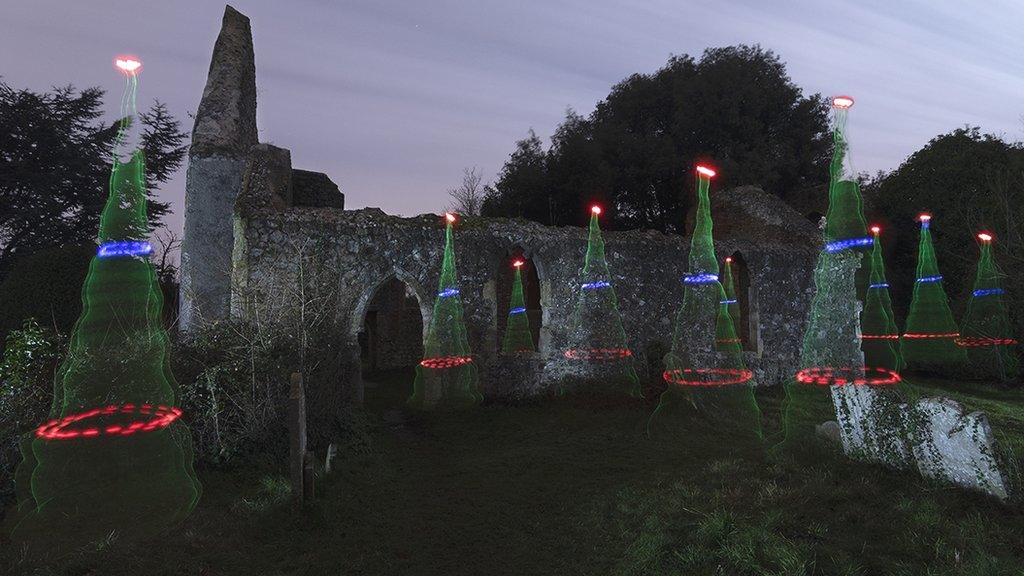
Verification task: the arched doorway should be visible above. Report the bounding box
[729,251,760,353]
[358,278,424,406]
[495,251,542,352]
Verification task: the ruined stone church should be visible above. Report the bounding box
[179,6,820,405]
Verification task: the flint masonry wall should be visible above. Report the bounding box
[227,144,821,405]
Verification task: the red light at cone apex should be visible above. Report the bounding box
[444,212,457,223]
[591,205,602,215]
[696,165,716,178]
[832,95,854,109]
[513,259,524,268]
[870,225,881,235]
[978,232,993,242]
[115,56,142,75]
[918,213,931,222]
[725,257,732,263]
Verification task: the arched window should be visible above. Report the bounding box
[358,278,424,374]
[729,251,760,353]
[495,251,542,352]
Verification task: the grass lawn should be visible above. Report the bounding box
[3,370,1023,575]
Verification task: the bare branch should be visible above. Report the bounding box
[447,166,486,216]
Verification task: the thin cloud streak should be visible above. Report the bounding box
[1,0,1022,236]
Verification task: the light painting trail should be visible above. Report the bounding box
[409,211,481,409]
[13,56,200,550]
[901,213,966,372]
[560,204,640,396]
[649,164,761,445]
[958,231,1019,380]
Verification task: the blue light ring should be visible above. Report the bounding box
[682,273,719,285]
[97,240,153,259]
[824,237,873,253]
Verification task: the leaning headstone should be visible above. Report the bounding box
[832,384,911,466]
[911,397,1008,499]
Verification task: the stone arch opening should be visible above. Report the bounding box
[357,277,425,375]
[495,249,542,352]
[729,251,760,353]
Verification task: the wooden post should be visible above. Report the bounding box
[325,443,337,475]
[302,451,316,503]
[288,372,306,504]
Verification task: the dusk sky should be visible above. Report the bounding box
[3,0,1023,237]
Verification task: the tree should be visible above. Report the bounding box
[446,166,485,215]
[482,46,831,232]
[482,130,549,222]
[152,227,182,329]
[0,82,187,275]
[869,127,1024,352]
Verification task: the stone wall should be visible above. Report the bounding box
[180,6,258,331]
[292,169,344,209]
[228,145,821,406]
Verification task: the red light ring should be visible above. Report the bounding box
[663,368,753,387]
[861,334,900,340]
[955,337,1019,347]
[795,366,900,386]
[903,332,959,339]
[36,404,182,440]
[563,348,633,361]
[420,355,474,369]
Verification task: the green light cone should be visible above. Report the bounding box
[959,236,1018,381]
[901,217,967,374]
[12,64,200,550]
[559,210,640,397]
[649,170,761,445]
[861,230,902,371]
[824,99,869,249]
[779,98,903,459]
[409,217,481,409]
[779,245,862,455]
[502,264,535,354]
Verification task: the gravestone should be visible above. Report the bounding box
[912,397,1009,499]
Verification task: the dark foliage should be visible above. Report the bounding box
[868,127,1024,354]
[0,319,62,504]
[482,46,831,232]
[0,244,94,350]
[0,81,187,276]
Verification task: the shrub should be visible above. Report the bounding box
[0,318,62,503]
[172,322,294,465]
[171,317,362,466]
